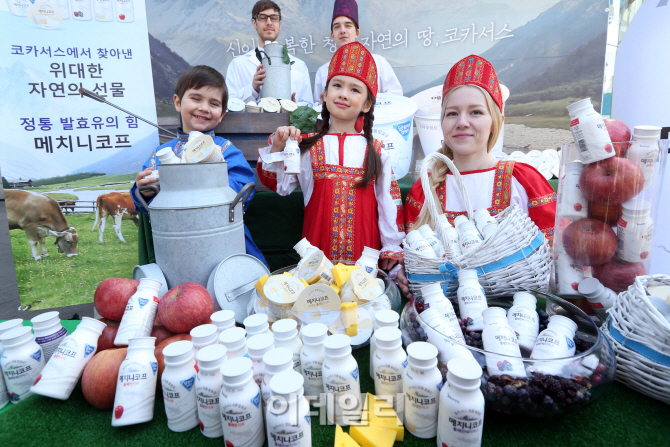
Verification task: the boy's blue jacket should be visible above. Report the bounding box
[131,128,267,266]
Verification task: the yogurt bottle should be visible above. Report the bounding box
[6,0,33,16]
[245,314,271,338]
[191,324,218,355]
[369,310,400,379]
[406,230,437,258]
[114,0,135,23]
[557,162,589,220]
[112,337,158,427]
[195,344,228,438]
[578,278,617,321]
[454,216,484,253]
[272,319,303,372]
[437,358,485,447]
[0,319,23,409]
[247,333,274,387]
[627,125,661,190]
[71,0,93,20]
[114,278,162,346]
[161,340,199,432]
[322,334,361,425]
[566,98,615,164]
[456,269,488,331]
[418,225,445,258]
[616,199,654,263]
[211,310,236,335]
[293,238,318,272]
[266,370,312,447]
[554,244,585,297]
[219,327,248,359]
[149,147,181,178]
[506,292,540,354]
[0,326,45,403]
[436,214,462,257]
[473,209,498,240]
[297,251,336,286]
[261,347,294,408]
[531,315,578,376]
[403,342,442,439]
[31,311,67,363]
[220,357,265,447]
[92,0,113,22]
[372,327,406,420]
[420,282,462,338]
[355,246,381,277]
[420,308,474,364]
[481,308,526,378]
[284,138,301,175]
[30,317,106,400]
[300,323,328,404]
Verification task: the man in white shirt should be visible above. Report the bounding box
[225,1,313,105]
[312,0,403,104]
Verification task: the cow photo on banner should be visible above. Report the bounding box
[0,0,157,315]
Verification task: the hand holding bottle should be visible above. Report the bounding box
[271,126,302,153]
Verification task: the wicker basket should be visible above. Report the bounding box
[601,274,670,404]
[404,152,552,297]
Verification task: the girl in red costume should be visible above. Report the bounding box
[257,42,405,270]
[403,55,556,292]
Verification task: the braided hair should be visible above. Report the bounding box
[299,86,382,188]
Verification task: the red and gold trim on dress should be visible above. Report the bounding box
[528,192,557,208]
[380,250,404,260]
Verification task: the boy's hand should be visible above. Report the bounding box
[271,126,301,153]
[136,167,158,198]
[253,65,266,93]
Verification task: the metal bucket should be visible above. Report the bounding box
[260,42,291,100]
[135,162,254,289]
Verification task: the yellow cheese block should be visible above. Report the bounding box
[363,393,404,441]
[283,272,294,277]
[330,284,341,295]
[335,424,360,447]
[332,263,361,287]
[254,274,269,299]
[341,302,358,336]
[350,426,396,447]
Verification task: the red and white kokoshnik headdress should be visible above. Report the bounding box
[327,41,378,98]
[442,54,503,111]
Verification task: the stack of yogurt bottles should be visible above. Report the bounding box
[251,238,394,347]
[405,209,499,259]
[556,99,665,317]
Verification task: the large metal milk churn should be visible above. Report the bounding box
[136,162,253,289]
[259,41,291,100]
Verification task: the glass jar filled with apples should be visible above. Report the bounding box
[554,102,667,321]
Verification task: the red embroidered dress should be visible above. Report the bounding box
[404,160,556,245]
[258,133,405,262]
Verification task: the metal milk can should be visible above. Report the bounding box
[259,41,291,100]
[135,162,254,289]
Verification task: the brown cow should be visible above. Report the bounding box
[5,190,79,260]
[91,192,138,243]
[57,200,76,214]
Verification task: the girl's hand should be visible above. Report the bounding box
[395,265,412,299]
[271,126,302,153]
[136,167,158,198]
[381,259,412,299]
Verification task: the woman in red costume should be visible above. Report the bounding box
[257,42,405,270]
[401,55,556,293]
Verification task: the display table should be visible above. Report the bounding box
[0,319,668,446]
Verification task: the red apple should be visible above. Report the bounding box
[158,282,213,334]
[97,325,120,352]
[562,218,617,266]
[592,258,646,293]
[81,348,127,410]
[588,201,623,226]
[155,334,192,385]
[150,324,175,346]
[604,119,631,157]
[94,278,139,321]
[97,318,119,327]
[579,157,644,206]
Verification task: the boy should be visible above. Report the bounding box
[131,65,267,265]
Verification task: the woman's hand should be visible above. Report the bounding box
[271,126,302,153]
[136,167,158,198]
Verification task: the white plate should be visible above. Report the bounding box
[524,150,544,169]
[508,151,526,162]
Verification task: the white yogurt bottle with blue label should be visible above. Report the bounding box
[31,311,68,363]
[530,315,578,376]
[0,319,23,408]
[161,340,199,432]
[115,278,162,346]
[481,308,526,378]
[196,344,227,438]
[112,337,158,426]
[0,326,45,404]
[30,317,106,400]
[322,334,361,425]
[372,327,406,420]
[220,357,265,447]
[355,246,381,277]
[403,342,443,439]
[266,370,312,447]
[456,269,488,331]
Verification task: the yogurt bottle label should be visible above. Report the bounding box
[114,360,157,423]
[301,360,323,397]
[196,381,222,437]
[35,326,68,362]
[2,350,43,402]
[268,420,311,447]
[162,374,198,431]
[32,337,94,398]
[220,390,264,447]
[404,369,439,435]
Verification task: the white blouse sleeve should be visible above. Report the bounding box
[376,149,405,256]
[510,177,530,214]
[258,139,314,202]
